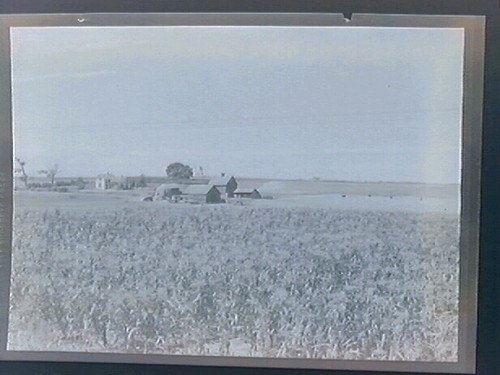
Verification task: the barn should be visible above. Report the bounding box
[233,188,262,199]
[154,184,183,201]
[208,175,238,198]
[182,185,222,204]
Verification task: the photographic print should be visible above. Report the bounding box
[4,17,480,371]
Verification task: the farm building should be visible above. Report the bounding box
[95,174,130,190]
[95,173,114,190]
[208,175,238,198]
[182,185,222,204]
[233,188,262,199]
[154,184,183,201]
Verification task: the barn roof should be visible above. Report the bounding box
[156,184,183,193]
[209,176,235,186]
[183,185,218,195]
[160,183,182,189]
[234,188,260,194]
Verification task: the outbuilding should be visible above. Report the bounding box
[154,184,183,200]
[96,174,130,190]
[208,175,238,198]
[233,188,262,199]
[95,173,114,190]
[182,185,222,204]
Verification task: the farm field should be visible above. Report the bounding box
[8,189,460,362]
[13,178,459,214]
[255,179,459,199]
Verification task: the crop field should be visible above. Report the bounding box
[8,201,459,362]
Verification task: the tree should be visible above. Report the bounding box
[166,162,193,179]
[38,164,59,186]
[14,158,29,188]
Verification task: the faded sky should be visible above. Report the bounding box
[11,26,464,182]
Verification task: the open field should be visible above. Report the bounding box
[253,179,459,199]
[9,187,460,361]
[13,178,459,214]
[13,190,148,212]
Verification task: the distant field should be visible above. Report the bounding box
[13,179,459,214]
[14,190,147,212]
[250,179,459,199]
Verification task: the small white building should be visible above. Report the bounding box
[95,173,129,190]
[95,173,114,190]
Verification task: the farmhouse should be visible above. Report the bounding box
[96,174,146,190]
[154,184,183,201]
[233,188,262,199]
[95,173,114,190]
[208,175,238,198]
[182,185,222,204]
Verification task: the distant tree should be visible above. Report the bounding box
[75,177,86,190]
[14,158,28,188]
[38,164,59,186]
[166,163,193,179]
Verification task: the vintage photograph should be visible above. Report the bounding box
[8,25,464,362]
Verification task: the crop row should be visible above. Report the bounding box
[9,205,459,361]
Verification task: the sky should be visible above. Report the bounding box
[11,26,464,183]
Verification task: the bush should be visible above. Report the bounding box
[28,182,53,189]
[56,181,73,187]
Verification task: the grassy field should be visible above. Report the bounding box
[9,190,460,361]
[255,179,459,199]
[13,177,459,214]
